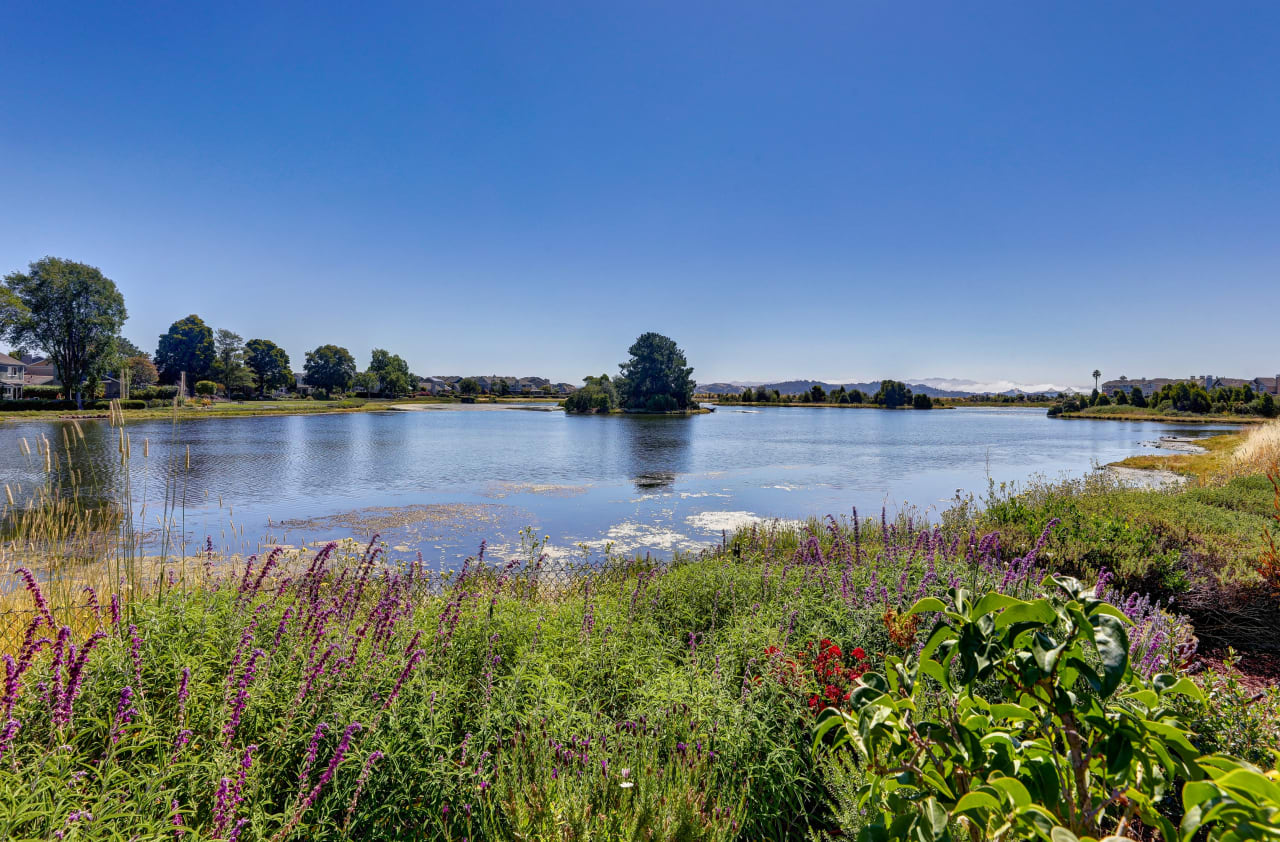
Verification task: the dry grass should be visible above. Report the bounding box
[1109,432,1244,481]
[1233,420,1280,474]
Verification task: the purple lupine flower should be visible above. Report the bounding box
[383,649,425,710]
[82,586,101,621]
[223,649,264,747]
[56,630,106,727]
[110,593,121,626]
[111,686,137,744]
[212,776,233,838]
[0,718,20,761]
[343,750,384,830]
[47,626,71,716]
[14,568,55,627]
[171,800,185,838]
[272,607,294,653]
[227,818,250,842]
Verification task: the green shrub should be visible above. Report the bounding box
[815,577,1273,841]
[194,380,217,396]
[21,385,63,399]
[0,398,78,411]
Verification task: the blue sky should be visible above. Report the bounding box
[2,2,1276,389]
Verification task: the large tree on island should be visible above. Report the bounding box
[244,338,291,396]
[155,315,214,385]
[3,257,128,408]
[304,344,357,394]
[617,332,695,411]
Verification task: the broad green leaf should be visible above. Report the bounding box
[991,703,1037,722]
[988,775,1032,807]
[973,592,1024,620]
[1051,826,1080,842]
[954,791,1003,814]
[1089,613,1129,698]
[993,599,1056,631]
[908,596,949,616]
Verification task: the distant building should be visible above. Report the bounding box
[1101,374,1280,397]
[1,352,26,399]
[21,354,59,388]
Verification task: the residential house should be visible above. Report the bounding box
[21,354,58,388]
[1,352,25,399]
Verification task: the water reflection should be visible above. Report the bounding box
[620,415,694,490]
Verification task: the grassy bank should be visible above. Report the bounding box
[1062,405,1267,424]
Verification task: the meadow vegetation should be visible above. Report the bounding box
[1,415,1278,840]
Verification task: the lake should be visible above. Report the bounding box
[0,406,1234,567]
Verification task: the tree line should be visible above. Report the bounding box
[729,379,933,409]
[1051,381,1277,418]
[1,256,426,407]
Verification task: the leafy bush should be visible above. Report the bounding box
[912,393,933,410]
[816,577,1271,841]
[193,380,217,396]
[21,385,63,399]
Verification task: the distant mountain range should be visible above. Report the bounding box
[698,378,1081,398]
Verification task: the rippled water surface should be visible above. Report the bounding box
[0,406,1233,565]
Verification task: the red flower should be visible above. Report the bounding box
[851,647,866,661]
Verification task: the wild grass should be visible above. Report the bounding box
[1233,419,1280,473]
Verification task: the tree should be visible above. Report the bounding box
[1092,369,1101,391]
[873,379,912,408]
[244,339,292,396]
[193,380,217,396]
[1131,386,1147,408]
[303,344,356,394]
[211,329,254,396]
[125,355,159,388]
[458,377,480,396]
[616,332,695,411]
[156,315,214,385]
[352,371,380,397]
[494,378,511,397]
[809,384,827,403]
[1257,392,1277,418]
[740,387,754,402]
[564,374,620,413]
[1114,389,1129,405]
[368,349,414,397]
[3,257,128,408]
[912,392,933,409]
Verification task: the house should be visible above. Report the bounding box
[416,377,453,395]
[1102,374,1280,398]
[21,354,58,388]
[1,352,26,399]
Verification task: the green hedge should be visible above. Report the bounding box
[0,399,78,411]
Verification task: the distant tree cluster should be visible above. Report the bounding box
[1049,379,1276,418]
[563,374,620,413]
[565,332,695,414]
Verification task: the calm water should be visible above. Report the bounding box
[0,406,1233,566]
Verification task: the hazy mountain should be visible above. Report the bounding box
[699,378,1079,397]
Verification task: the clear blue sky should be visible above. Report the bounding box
[2,2,1277,389]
